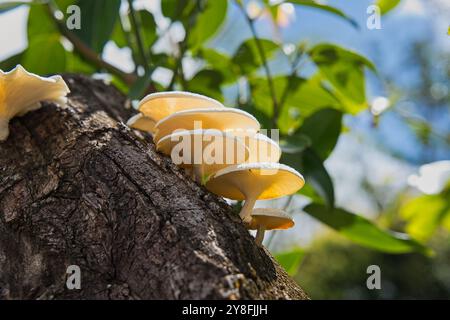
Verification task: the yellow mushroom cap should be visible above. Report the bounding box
[126,113,156,133]
[205,162,305,201]
[156,129,249,175]
[0,65,70,141]
[244,133,281,163]
[247,208,295,230]
[153,108,261,143]
[138,91,224,122]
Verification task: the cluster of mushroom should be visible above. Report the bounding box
[127,92,305,245]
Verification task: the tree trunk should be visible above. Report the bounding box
[0,74,308,300]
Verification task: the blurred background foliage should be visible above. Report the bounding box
[0,0,449,299]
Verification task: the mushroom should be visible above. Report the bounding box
[0,65,69,141]
[244,133,281,163]
[156,129,249,183]
[153,108,260,143]
[205,163,305,223]
[138,91,225,123]
[126,113,156,134]
[247,208,294,245]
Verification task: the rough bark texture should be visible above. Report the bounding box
[0,74,308,300]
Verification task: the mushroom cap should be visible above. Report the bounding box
[247,208,294,230]
[244,133,281,163]
[138,91,224,122]
[156,129,249,174]
[153,108,260,143]
[0,65,70,141]
[126,113,156,133]
[205,162,305,200]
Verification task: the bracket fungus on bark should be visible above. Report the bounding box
[0,65,69,141]
[153,108,261,143]
[244,133,282,163]
[138,91,225,123]
[127,90,306,245]
[126,113,156,134]
[156,129,249,183]
[247,208,295,245]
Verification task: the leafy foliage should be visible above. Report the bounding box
[304,203,431,255]
[0,0,428,257]
[400,189,450,242]
[74,0,121,53]
[274,248,305,276]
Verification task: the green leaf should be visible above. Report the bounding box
[232,38,279,74]
[137,10,157,50]
[281,148,335,207]
[27,2,58,38]
[22,34,67,74]
[303,203,432,255]
[308,43,375,114]
[400,194,450,242]
[111,19,128,48]
[287,0,358,28]
[309,43,376,71]
[187,69,224,102]
[249,76,305,132]
[280,133,311,154]
[297,108,342,159]
[200,48,237,83]
[251,75,340,133]
[189,0,227,50]
[161,0,195,21]
[275,248,305,276]
[376,0,401,15]
[73,0,121,53]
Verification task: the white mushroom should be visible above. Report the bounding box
[247,208,295,245]
[205,163,305,223]
[156,129,249,183]
[138,91,225,124]
[153,108,260,143]
[0,65,69,141]
[243,133,281,163]
[126,113,156,134]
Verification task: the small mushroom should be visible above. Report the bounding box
[138,91,224,123]
[244,133,281,163]
[205,163,305,223]
[0,65,69,141]
[153,108,260,143]
[247,208,295,245]
[156,129,249,183]
[126,113,156,134]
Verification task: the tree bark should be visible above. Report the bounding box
[0,74,308,300]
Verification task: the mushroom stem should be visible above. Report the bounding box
[255,225,266,245]
[239,196,257,223]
